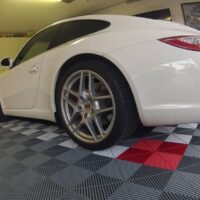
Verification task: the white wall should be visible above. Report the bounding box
[0,37,29,60]
[95,0,200,25]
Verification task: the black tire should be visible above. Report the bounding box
[0,104,8,122]
[55,59,139,150]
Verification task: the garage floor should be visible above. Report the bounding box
[0,119,200,200]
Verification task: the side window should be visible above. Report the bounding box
[54,20,110,47]
[13,25,59,66]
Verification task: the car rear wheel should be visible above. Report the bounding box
[55,59,139,150]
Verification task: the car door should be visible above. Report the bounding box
[1,25,59,109]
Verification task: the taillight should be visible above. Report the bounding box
[159,35,200,51]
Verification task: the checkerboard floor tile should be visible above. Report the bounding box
[0,118,200,199]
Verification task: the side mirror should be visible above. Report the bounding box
[1,57,13,68]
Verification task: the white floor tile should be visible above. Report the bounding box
[151,126,176,134]
[165,134,192,144]
[93,145,129,158]
[59,139,78,149]
[177,123,198,130]
[42,126,59,132]
[21,129,39,136]
[37,133,59,141]
[10,126,25,131]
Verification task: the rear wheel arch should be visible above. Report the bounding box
[53,53,140,123]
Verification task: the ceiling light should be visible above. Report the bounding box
[62,0,75,3]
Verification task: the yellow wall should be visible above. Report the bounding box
[0,37,30,60]
[95,0,200,25]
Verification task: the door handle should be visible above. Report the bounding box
[29,65,39,73]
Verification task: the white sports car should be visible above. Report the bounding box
[0,15,200,149]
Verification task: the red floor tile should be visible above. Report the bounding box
[118,148,152,164]
[144,151,183,170]
[131,139,163,151]
[158,142,188,155]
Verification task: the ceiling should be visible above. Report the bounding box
[0,0,127,35]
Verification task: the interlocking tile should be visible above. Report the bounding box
[21,179,67,200]
[35,159,68,177]
[21,153,51,168]
[160,191,199,200]
[131,139,163,151]
[98,159,142,180]
[173,128,195,135]
[51,165,93,187]
[59,190,91,200]
[21,129,39,136]
[56,148,91,164]
[151,126,176,134]
[93,145,129,158]
[178,156,200,175]
[0,141,17,149]
[108,182,162,200]
[129,165,173,190]
[0,177,26,200]
[118,148,152,163]
[193,129,200,137]
[42,145,69,157]
[75,173,123,200]
[30,140,59,152]
[1,163,28,181]
[185,144,200,158]
[164,171,200,197]
[0,156,17,170]
[177,123,198,130]
[158,142,188,155]
[9,170,46,191]
[37,133,59,141]
[144,152,183,170]
[165,134,192,144]
[59,139,78,149]
[22,138,42,147]
[4,144,26,155]
[0,150,9,159]
[12,149,37,161]
[75,154,112,171]
[190,136,200,145]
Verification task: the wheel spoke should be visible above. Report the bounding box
[79,72,86,96]
[95,107,114,115]
[85,118,98,141]
[68,111,80,126]
[73,120,83,132]
[94,116,104,137]
[93,95,112,100]
[88,72,95,96]
[62,95,76,109]
[64,87,79,98]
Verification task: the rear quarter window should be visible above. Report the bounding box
[54,20,110,47]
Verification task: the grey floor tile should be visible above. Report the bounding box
[108,182,162,200]
[56,148,91,164]
[164,171,200,198]
[98,159,142,180]
[75,154,112,171]
[12,148,37,161]
[51,165,93,187]
[4,144,26,155]
[21,153,51,168]
[9,169,46,191]
[75,173,123,200]
[20,179,67,200]
[129,166,174,190]
[35,159,69,177]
